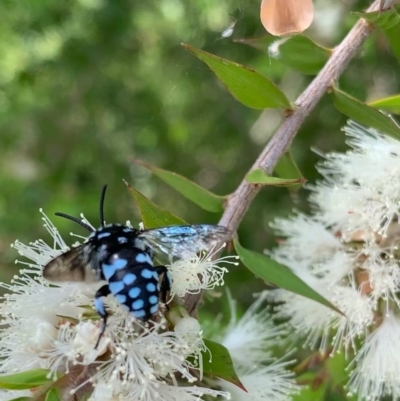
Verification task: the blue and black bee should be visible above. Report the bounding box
[43,186,230,345]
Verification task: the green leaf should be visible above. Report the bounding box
[0,370,52,390]
[182,44,292,110]
[132,159,226,212]
[202,339,246,391]
[292,384,326,401]
[352,7,400,64]
[327,352,349,386]
[274,152,305,192]
[45,388,60,401]
[234,240,342,314]
[331,87,400,139]
[369,94,400,114]
[8,398,32,401]
[384,23,400,64]
[246,168,306,187]
[124,180,186,228]
[235,35,331,75]
[352,8,400,30]
[324,386,349,401]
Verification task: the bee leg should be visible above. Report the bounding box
[155,266,171,308]
[94,284,111,349]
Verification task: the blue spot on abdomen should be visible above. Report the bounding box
[129,287,141,298]
[132,309,146,318]
[109,281,124,294]
[149,295,158,305]
[132,299,144,310]
[115,294,127,304]
[141,268,153,279]
[136,253,153,265]
[123,273,137,285]
[102,259,128,280]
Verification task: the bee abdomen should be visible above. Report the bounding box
[101,251,160,320]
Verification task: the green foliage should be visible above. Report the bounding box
[234,240,341,314]
[184,44,292,109]
[237,34,331,75]
[369,93,400,114]
[274,152,305,193]
[352,6,400,64]
[126,182,186,228]
[331,87,400,139]
[45,388,60,401]
[132,159,226,212]
[202,339,246,391]
[1,2,400,399]
[0,370,53,390]
[245,168,306,186]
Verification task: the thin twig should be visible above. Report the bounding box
[185,0,381,314]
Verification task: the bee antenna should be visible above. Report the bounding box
[99,185,107,227]
[55,212,94,232]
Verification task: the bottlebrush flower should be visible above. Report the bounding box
[268,121,400,400]
[0,212,231,401]
[167,243,239,297]
[215,292,300,401]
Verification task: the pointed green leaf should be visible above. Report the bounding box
[45,388,60,401]
[331,87,400,139]
[236,35,331,75]
[0,370,52,390]
[8,398,32,401]
[352,8,400,30]
[132,160,226,212]
[202,339,246,391]
[182,44,292,110]
[234,240,342,314]
[275,152,305,192]
[369,94,400,114]
[124,180,186,228]
[246,168,306,187]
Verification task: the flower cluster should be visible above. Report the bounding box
[268,121,400,400]
[212,292,300,401]
[0,212,238,401]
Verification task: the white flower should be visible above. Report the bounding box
[0,211,232,401]
[330,280,374,353]
[214,292,300,401]
[174,316,207,379]
[348,314,400,401]
[272,274,336,350]
[0,316,58,372]
[270,213,343,273]
[268,121,400,400]
[221,292,285,369]
[168,244,239,297]
[312,121,400,237]
[219,361,299,401]
[89,381,231,401]
[0,390,32,401]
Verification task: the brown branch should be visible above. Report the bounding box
[186,0,381,314]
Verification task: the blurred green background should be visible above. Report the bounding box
[0,0,399,305]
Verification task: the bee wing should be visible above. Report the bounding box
[43,244,101,283]
[138,225,231,258]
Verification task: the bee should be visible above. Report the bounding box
[43,186,230,346]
